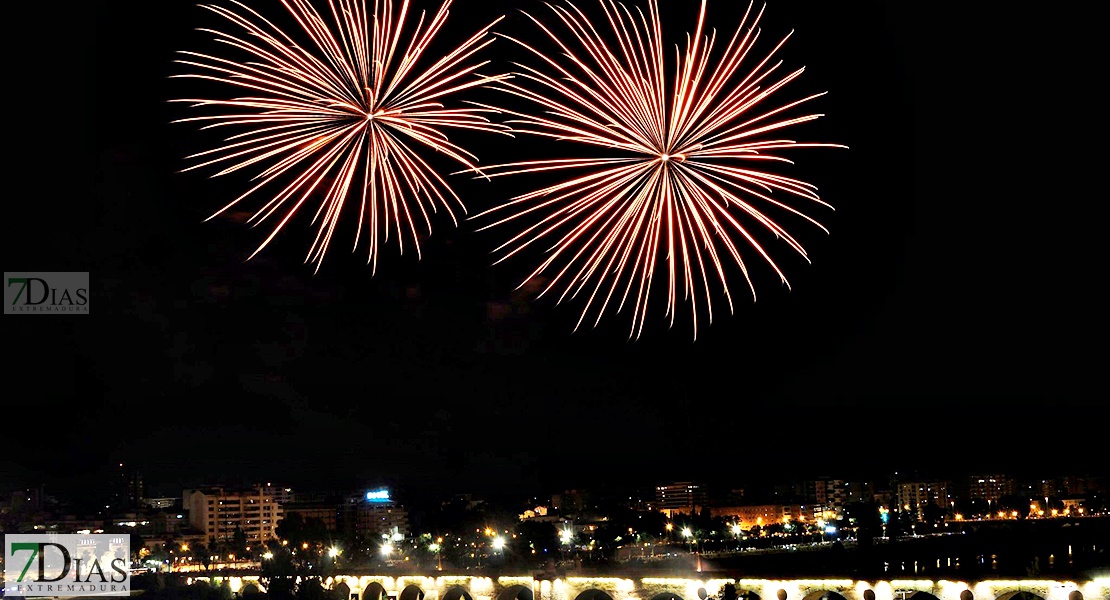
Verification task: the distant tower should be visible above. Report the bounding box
[112,462,143,512]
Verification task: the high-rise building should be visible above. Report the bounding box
[897,481,952,520]
[283,501,340,531]
[263,483,295,505]
[111,463,143,512]
[967,474,1014,503]
[551,489,592,515]
[655,482,708,516]
[810,479,876,518]
[183,486,284,544]
[340,488,409,541]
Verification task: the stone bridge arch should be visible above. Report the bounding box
[575,590,617,600]
[498,585,535,600]
[994,593,1046,600]
[442,586,475,600]
[801,592,848,600]
[400,585,426,600]
[365,583,391,600]
[971,582,1055,600]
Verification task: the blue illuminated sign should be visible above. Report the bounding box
[365,489,390,502]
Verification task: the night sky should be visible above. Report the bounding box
[3,0,1105,509]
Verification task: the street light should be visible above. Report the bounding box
[559,528,573,563]
[428,542,442,571]
[681,527,692,553]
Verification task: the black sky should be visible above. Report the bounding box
[2,0,1106,507]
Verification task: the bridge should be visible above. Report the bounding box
[188,573,1107,600]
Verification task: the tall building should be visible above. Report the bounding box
[897,481,952,520]
[283,501,340,531]
[341,488,409,541]
[967,474,1014,503]
[814,479,846,514]
[183,486,284,544]
[111,463,143,512]
[263,483,295,505]
[551,489,592,515]
[809,479,875,518]
[655,482,708,516]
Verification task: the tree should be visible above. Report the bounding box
[231,527,249,558]
[921,502,945,527]
[515,520,559,558]
[276,513,308,548]
[261,545,296,600]
[202,539,218,571]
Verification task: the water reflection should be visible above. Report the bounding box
[878,542,1101,576]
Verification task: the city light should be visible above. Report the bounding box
[681,528,692,538]
[262,552,273,560]
[731,524,742,536]
[492,537,506,550]
[428,543,440,553]
[328,547,340,558]
[380,543,393,556]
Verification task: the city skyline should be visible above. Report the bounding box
[5,461,1105,518]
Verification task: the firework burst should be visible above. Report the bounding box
[472,0,845,339]
[172,0,510,272]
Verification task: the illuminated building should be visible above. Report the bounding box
[183,486,283,544]
[341,488,409,539]
[263,483,295,505]
[709,504,818,530]
[967,474,1014,503]
[896,481,951,520]
[655,482,707,516]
